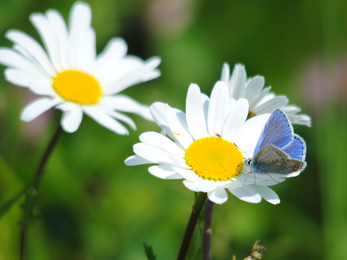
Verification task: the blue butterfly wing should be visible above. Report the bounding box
[253,109,294,156]
[282,135,306,160]
[251,145,306,174]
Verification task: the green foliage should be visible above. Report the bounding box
[19,186,40,228]
[0,186,26,219]
[143,243,157,260]
[0,0,346,259]
[186,220,203,260]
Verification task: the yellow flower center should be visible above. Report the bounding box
[185,136,244,181]
[53,70,102,105]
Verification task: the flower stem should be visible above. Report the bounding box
[20,225,28,260]
[203,199,214,260]
[177,192,207,260]
[33,124,63,191]
[20,123,63,260]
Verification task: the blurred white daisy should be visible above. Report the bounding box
[221,63,311,127]
[0,2,161,134]
[125,81,295,204]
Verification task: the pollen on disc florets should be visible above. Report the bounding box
[185,136,244,181]
[53,70,102,105]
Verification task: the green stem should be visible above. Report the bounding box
[176,192,207,260]
[33,124,63,191]
[20,225,28,260]
[20,123,63,260]
[203,199,214,260]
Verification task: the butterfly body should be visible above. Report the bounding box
[247,145,306,174]
[246,109,307,175]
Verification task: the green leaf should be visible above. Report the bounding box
[143,243,157,260]
[19,186,41,227]
[0,186,27,219]
[187,220,203,260]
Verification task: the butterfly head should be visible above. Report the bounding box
[244,158,252,165]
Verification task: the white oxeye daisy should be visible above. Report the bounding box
[220,62,311,127]
[125,81,295,204]
[0,1,161,134]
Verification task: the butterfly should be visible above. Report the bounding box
[245,109,307,175]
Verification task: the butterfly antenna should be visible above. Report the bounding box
[243,168,253,185]
[234,142,253,159]
[244,148,253,156]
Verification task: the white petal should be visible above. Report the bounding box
[228,185,262,203]
[95,104,136,130]
[208,187,228,204]
[201,93,210,127]
[250,185,280,205]
[164,104,193,149]
[29,79,57,96]
[229,64,247,99]
[13,44,32,60]
[249,87,271,110]
[133,143,174,164]
[20,97,62,122]
[83,28,96,72]
[288,114,312,127]
[207,81,230,136]
[183,179,216,192]
[239,171,288,186]
[149,164,182,179]
[186,84,208,140]
[83,106,129,135]
[150,102,169,129]
[282,106,311,126]
[58,103,83,133]
[95,37,128,73]
[0,48,47,76]
[183,180,199,192]
[5,69,52,91]
[222,98,249,141]
[150,102,176,140]
[150,102,188,141]
[233,114,269,157]
[5,30,56,76]
[281,105,301,115]
[104,56,161,95]
[194,180,217,192]
[96,57,142,87]
[125,155,152,166]
[100,95,153,122]
[140,56,161,81]
[220,62,230,83]
[4,68,36,87]
[46,9,71,70]
[30,13,62,72]
[56,101,78,111]
[173,167,200,181]
[142,68,161,82]
[69,2,92,70]
[260,92,275,103]
[164,154,188,169]
[280,170,302,178]
[244,76,265,104]
[254,96,288,114]
[139,131,185,158]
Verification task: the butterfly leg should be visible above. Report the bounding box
[266,173,280,184]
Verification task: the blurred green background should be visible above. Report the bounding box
[0,0,347,259]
